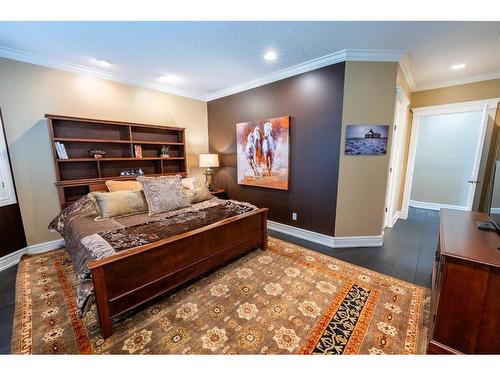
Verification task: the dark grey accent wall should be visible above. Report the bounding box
[207,62,345,236]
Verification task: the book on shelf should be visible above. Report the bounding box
[134,145,143,158]
[55,142,68,159]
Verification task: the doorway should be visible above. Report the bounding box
[401,98,499,215]
[384,87,410,227]
[0,108,27,260]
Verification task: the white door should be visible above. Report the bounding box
[0,112,17,207]
[403,106,491,213]
[384,88,409,227]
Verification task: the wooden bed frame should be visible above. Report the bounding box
[86,184,268,338]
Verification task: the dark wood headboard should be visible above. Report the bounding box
[89,183,109,192]
[46,114,187,208]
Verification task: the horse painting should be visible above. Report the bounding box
[236,116,289,190]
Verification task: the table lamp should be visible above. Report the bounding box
[199,153,219,191]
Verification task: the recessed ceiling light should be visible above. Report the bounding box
[157,74,182,84]
[91,58,112,68]
[451,63,466,70]
[264,51,277,61]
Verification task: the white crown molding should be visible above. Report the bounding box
[0,46,206,101]
[415,71,500,92]
[206,49,347,101]
[206,49,406,101]
[399,54,417,92]
[3,43,497,102]
[396,86,411,108]
[0,238,65,272]
[412,97,500,116]
[268,220,384,248]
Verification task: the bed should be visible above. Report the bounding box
[49,185,268,338]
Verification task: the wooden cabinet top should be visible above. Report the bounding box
[440,209,500,268]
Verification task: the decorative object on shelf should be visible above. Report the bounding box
[199,153,219,191]
[159,145,170,158]
[345,125,388,155]
[236,115,290,190]
[120,169,145,177]
[134,145,143,158]
[88,149,106,159]
[55,142,68,159]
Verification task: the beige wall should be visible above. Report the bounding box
[412,79,500,108]
[335,61,398,236]
[0,58,208,246]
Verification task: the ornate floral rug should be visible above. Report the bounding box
[11,237,430,354]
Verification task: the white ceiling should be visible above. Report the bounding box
[0,21,498,100]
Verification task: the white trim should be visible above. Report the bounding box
[412,98,500,116]
[267,220,384,249]
[0,46,207,101]
[392,211,404,226]
[399,210,409,220]
[2,43,499,101]
[399,55,417,92]
[395,86,411,108]
[384,87,410,228]
[0,114,17,207]
[415,71,500,92]
[490,208,500,214]
[466,103,490,210]
[206,49,405,101]
[0,239,64,272]
[409,200,468,212]
[401,98,500,217]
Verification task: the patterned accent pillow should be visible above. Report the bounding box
[137,175,190,215]
[185,184,214,204]
[89,190,148,219]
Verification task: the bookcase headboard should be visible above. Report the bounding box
[46,114,187,208]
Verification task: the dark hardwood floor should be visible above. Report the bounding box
[0,206,438,354]
[270,207,439,288]
[0,264,17,354]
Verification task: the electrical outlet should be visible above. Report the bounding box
[292,212,298,221]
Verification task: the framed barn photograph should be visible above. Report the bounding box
[345,125,389,155]
[236,116,290,190]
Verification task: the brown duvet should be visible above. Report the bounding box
[49,196,257,315]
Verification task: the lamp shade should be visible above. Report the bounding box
[199,153,219,168]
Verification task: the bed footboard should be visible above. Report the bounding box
[88,208,268,338]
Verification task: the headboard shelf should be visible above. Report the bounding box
[47,114,188,208]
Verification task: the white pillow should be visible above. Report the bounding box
[181,177,196,190]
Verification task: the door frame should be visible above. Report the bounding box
[384,86,410,228]
[401,97,500,216]
[0,109,17,207]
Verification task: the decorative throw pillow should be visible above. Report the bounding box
[181,177,196,191]
[88,190,148,219]
[185,184,214,204]
[137,175,190,215]
[105,180,142,192]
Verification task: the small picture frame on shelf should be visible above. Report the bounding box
[134,145,143,158]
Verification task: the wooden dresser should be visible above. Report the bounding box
[429,209,500,354]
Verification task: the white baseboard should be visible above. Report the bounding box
[399,210,409,220]
[490,208,500,214]
[267,220,383,249]
[409,199,468,212]
[0,238,65,272]
[390,211,403,227]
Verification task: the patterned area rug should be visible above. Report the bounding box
[11,237,430,354]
